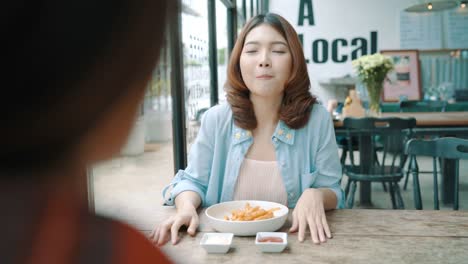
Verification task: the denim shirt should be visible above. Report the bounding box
[162,103,344,209]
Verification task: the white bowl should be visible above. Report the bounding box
[200,233,233,254]
[205,200,289,236]
[255,232,288,253]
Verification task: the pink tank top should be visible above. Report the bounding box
[233,158,288,206]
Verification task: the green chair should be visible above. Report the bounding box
[405,137,468,210]
[339,137,388,191]
[343,117,416,209]
[400,100,447,189]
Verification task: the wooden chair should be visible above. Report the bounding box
[343,117,416,209]
[405,137,468,210]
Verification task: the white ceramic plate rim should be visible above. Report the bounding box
[205,200,289,223]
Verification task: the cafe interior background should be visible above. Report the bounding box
[90,0,468,227]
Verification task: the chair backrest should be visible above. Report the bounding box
[399,100,447,112]
[405,137,468,159]
[343,117,417,175]
[405,137,468,210]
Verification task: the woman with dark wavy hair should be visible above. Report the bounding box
[154,13,343,246]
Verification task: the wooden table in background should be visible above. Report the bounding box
[334,112,468,206]
[148,207,468,264]
[334,112,468,127]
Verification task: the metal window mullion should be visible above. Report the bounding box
[250,0,254,17]
[170,0,187,172]
[242,0,247,20]
[208,0,219,106]
[227,6,235,56]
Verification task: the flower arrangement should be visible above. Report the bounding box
[352,53,394,114]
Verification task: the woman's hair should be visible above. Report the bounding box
[0,0,173,176]
[226,13,316,131]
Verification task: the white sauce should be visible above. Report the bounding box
[204,235,231,245]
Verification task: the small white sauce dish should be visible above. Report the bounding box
[255,232,287,253]
[200,233,233,254]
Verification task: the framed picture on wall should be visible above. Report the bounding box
[380,50,422,102]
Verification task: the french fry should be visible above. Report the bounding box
[254,211,273,220]
[224,203,279,221]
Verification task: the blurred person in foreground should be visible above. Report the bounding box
[153,13,343,247]
[1,0,173,263]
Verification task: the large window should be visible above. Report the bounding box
[91,42,175,224]
[89,0,256,228]
[217,1,229,103]
[182,0,212,148]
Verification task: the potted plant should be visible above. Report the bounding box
[352,53,394,116]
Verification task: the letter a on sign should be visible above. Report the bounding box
[298,0,315,26]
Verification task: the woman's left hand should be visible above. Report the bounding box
[289,188,332,244]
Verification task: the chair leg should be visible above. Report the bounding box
[373,150,387,192]
[340,149,347,166]
[346,181,357,209]
[403,157,413,190]
[454,161,459,211]
[433,162,439,210]
[344,177,351,198]
[388,181,397,209]
[394,182,405,209]
[382,182,387,192]
[403,170,410,190]
[413,170,422,210]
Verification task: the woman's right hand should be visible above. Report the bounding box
[150,204,199,246]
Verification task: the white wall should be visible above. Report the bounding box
[269,0,416,103]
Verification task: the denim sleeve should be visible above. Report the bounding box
[162,108,216,206]
[312,107,345,209]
